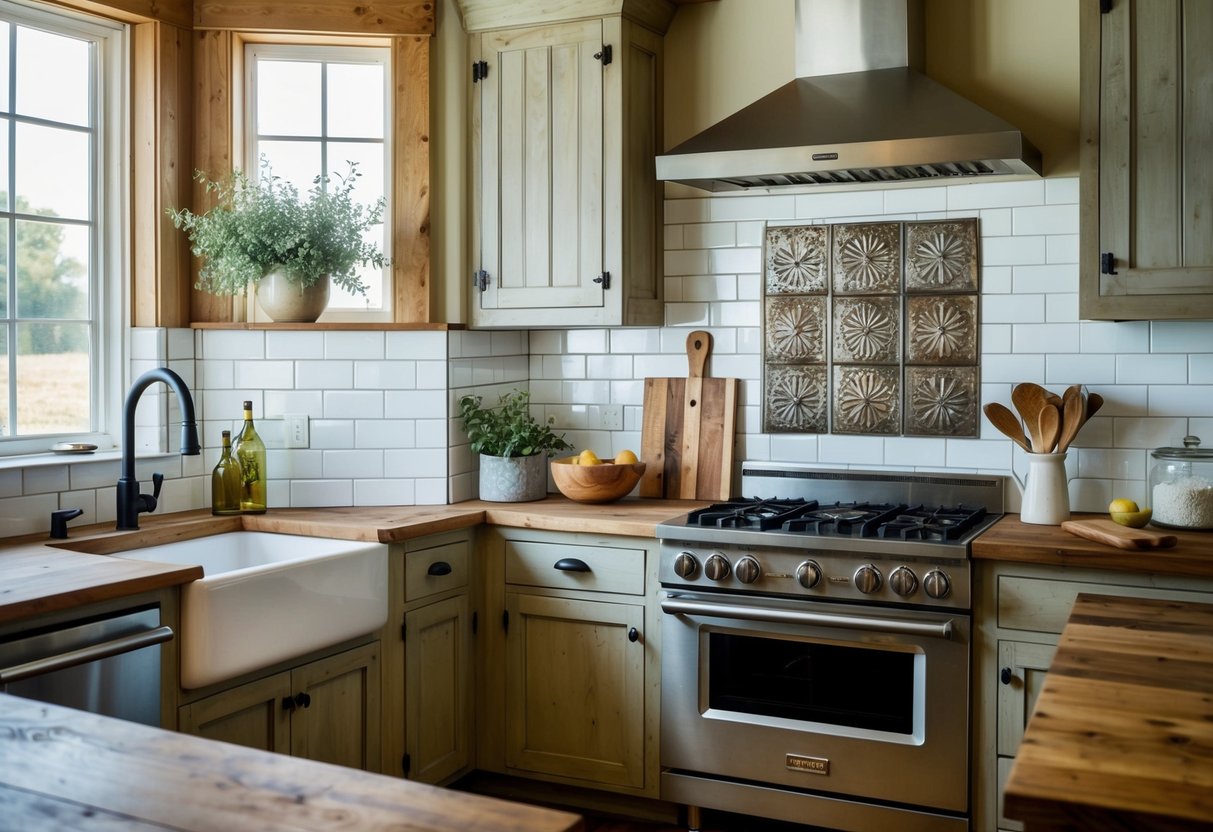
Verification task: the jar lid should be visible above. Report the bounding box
[1151,435,1213,460]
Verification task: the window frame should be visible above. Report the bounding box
[243,39,394,324]
[0,0,126,456]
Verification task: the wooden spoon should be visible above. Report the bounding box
[1012,383,1050,452]
[1056,385,1086,453]
[983,403,1032,452]
[1086,391,1104,421]
[1036,403,1061,453]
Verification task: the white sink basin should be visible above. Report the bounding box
[115,532,388,689]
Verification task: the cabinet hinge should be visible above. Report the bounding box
[1100,0,1113,13]
[402,753,411,776]
[473,269,490,292]
[593,44,613,65]
[1100,251,1118,275]
[472,59,488,83]
[472,610,478,635]
[593,271,611,290]
[502,610,509,632]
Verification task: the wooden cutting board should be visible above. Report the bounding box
[640,331,738,501]
[1061,519,1179,550]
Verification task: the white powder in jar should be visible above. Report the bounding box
[1152,476,1213,529]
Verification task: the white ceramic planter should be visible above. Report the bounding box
[479,453,547,502]
[256,267,330,322]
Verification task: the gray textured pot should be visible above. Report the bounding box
[256,267,330,322]
[478,453,547,502]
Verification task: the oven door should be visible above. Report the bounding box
[660,590,970,813]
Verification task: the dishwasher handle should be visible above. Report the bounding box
[0,625,174,684]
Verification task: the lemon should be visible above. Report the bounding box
[1108,498,1139,514]
[615,449,638,464]
[578,449,602,466]
[1111,508,1152,528]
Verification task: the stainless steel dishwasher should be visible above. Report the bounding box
[0,605,173,726]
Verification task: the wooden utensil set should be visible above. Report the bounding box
[983,383,1103,454]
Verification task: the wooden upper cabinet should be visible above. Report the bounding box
[469,13,664,328]
[1080,0,1213,319]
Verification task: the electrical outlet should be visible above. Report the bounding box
[283,413,309,448]
[601,405,623,431]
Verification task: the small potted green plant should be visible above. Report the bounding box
[168,159,388,322]
[459,390,572,502]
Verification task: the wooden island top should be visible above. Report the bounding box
[1003,593,1213,831]
[0,693,583,832]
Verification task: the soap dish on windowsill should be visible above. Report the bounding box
[51,442,98,455]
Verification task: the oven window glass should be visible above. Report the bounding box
[708,632,914,734]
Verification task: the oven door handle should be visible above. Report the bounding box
[660,597,954,640]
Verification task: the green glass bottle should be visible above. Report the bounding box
[233,400,267,514]
[211,430,243,516]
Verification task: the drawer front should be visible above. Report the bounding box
[405,542,469,603]
[505,540,645,596]
[997,575,1212,634]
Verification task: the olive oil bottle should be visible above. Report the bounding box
[233,400,267,514]
[211,430,243,515]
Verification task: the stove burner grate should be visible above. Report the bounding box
[780,502,904,537]
[687,498,819,531]
[876,504,988,541]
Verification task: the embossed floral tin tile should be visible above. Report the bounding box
[904,366,979,437]
[765,225,828,295]
[832,222,901,295]
[833,296,900,364]
[764,364,829,433]
[905,219,978,292]
[906,294,978,365]
[832,365,900,435]
[765,296,826,363]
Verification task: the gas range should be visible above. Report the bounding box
[656,463,1004,611]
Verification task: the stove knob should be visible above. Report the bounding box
[673,551,699,579]
[853,564,883,595]
[704,553,731,582]
[796,560,822,589]
[923,569,952,599]
[889,566,918,597]
[734,556,761,584]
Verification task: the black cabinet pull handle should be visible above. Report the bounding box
[294,692,312,709]
[282,696,297,712]
[554,558,591,573]
[427,561,452,576]
[628,627,640,643]
[1000,667,1013,685]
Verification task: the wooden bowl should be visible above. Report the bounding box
[550,456,647,504]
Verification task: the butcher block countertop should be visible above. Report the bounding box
[0,497,705,624]
[0,692,583,832]
[972,513,1213,579]
[1003,593,1213,831]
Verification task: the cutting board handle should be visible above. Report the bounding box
[686,330,712,378]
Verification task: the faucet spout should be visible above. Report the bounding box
[117,367,201,530]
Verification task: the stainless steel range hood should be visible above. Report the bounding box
[656,0,1042,192]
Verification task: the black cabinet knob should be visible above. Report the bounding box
[553,558,591,573]
[294,692,312,709]
[282,696,297,712]
[1000,667,1014,686]
[427,561,452,576]
[628,627,640,643]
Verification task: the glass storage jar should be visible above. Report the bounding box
[1148,436,1213,530]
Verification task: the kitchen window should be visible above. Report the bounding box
[245,43,392,322]
[0,0,124,454]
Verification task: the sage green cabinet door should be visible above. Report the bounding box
[405,594,471,784]
[1082,0,1213,318]
[474,19,606,317]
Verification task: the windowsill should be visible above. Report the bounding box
[189,322,466,331]
[0,449,177,471]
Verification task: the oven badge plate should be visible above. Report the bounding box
[786,753,830,775]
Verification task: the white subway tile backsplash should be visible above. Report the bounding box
[737,221,766,247]
[1012,323,1079,355]
[817,436,885,466]
[982,354,1045,383]
[1080,321,1150,353]
[386,331,447,360]
[1191,355,1213,384]
[235,360,295,389]
[769,434,818,463]
[795,191,882,219]
[1113,416,1189,448]
[201,330,265,360]
[290,479,353,507]
[324,390,384,419]
[683,222,737,249]
[981,294,1045,324]
[1151,321,1213,353]
[384,390,446,419]
[586,355,634,379]
[884,186,947,213]
[1117,354,1189,385]
[1077,448,1147,481]
[1148,385,1213,417]
[266,331,325,359]
[386,449,448,477]
[1012,204,1079,236]
[1046,234,1080,264]
[947,179,1044,209]
[978,208,1012,236]
[946,438,1012,470]
[664,197,711,224]
[665,302,711,327]
[355,478,416,506]
[1045,353,1117,385]
[325,331,385,360]
[684,276,738,302]
[355,361,418,390]
[263,390,323,418]
[310,419,355,450]
[982,235,1047,266]
[24,465,68,495]
[1012,264,1078,294]
[1045,178,1080,205]
[981,324,1012,353]
[712,194,795,221]
[566,329,608,353]
[356,420,417,449]
[323,449,384,479]
[665,250,709,276]
[665,224,685,250]
[981,266,1013,294]
[1045,294,1079,323]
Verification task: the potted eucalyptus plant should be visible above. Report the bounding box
[459,390,572,502]
[168,159,388,322]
